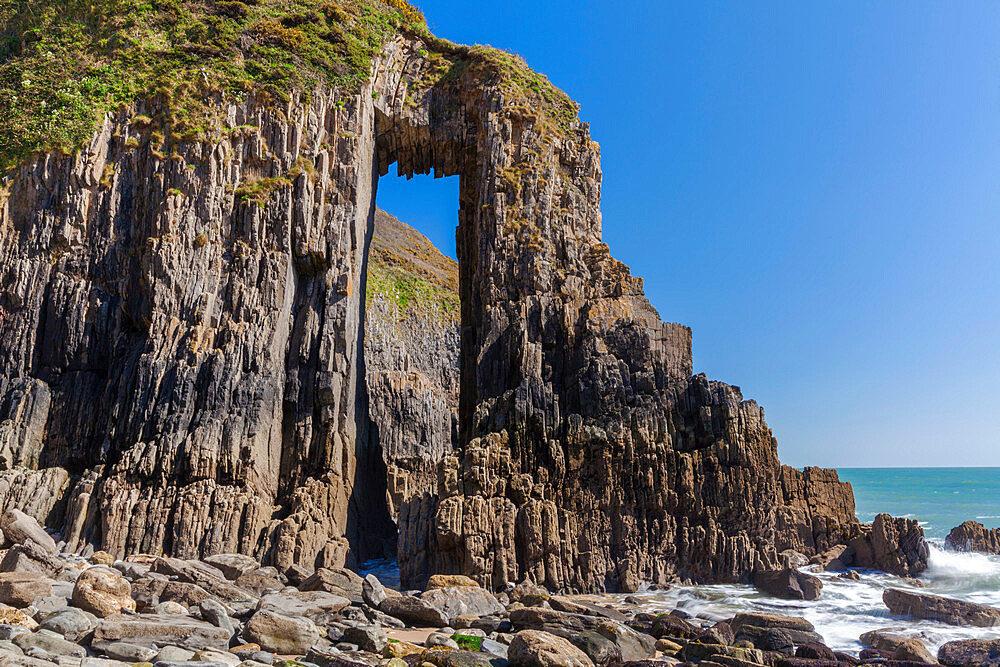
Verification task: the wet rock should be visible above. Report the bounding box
[775,659,839,667]
[848,515,930,577]
[509,607,655,662]
[0,573,51,607]
[730,613,816,633]
[419,645,507,666]
[379,594,449,627]
[893,638,938,664]
[508,629,595,666]
[92,613,231,651]
[242,609,319,654]
[860,628,916,652]
[651,612,700,639]
[72,567,135,617]
[678,642,765,664]
[946,522,1000,555]
[420,586,505,624]
[751,569,823,601]
[698,621,735,646]
[937,639,1000,667]
[795,644,836,661]
[884,588,1000,627]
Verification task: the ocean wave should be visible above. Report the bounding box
[977,515,1000,519]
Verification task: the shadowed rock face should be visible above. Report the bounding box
[0,31,860,590]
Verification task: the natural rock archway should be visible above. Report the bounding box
[0,26,858,592]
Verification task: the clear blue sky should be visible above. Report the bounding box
[376,1,1000,468]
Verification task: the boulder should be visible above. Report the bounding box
[151,558,253,603]
[796,643,836,660]
[547,596,628,622]
[894,638,938,664]
[938,639,1000,667]
[160,580,211,607]
[90,640,158,662]
[233,570,285,596]
[0,510,56,553]
[71,567,135,617]
[860,628,918,652]
[945,522,1000,555]
[751,568,822,601]
[509,607,656,662]
[427,574,480,590]
[0,543,64,578]
[298,567,364,602]
[92,613,231,651]
[884,588,1000,627]
[0,606,39,629]
[342,624,387,652]
[14,628,87,659]
[420,586,505,624]
[650,612,700,639]
[203,554,260,580]
[677,642,766,664]
[508,629,595,666]
[362,573,387,607]
[199,599,235,636]
[379,594,449,627]
[418,645,507,666]
[257,590,350,626]
[730,613,817,633]
[0,573,52,607]
[39,607,97,642]
[242,609,319,654]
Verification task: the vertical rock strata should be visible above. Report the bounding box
[0,30,857,590]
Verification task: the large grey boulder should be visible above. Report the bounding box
[257,590,350,626]
[242,609,319,655]
[379,594,448,627]
[203,554,260,580]
[420,586,505,624]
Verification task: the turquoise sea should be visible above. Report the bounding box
[838,467,1000,539]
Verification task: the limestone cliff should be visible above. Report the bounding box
[0,0,860,590]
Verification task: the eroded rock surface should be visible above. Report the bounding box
[0,17,863,591]
[946,521,1000,555]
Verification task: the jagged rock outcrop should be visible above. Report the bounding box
[946,521,1000,554]
[0,3,860,590]
[844,514,929,577]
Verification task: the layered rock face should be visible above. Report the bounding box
[0,26,861,591]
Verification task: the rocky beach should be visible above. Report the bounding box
[0,0,998,666]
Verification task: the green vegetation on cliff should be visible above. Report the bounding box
[366,209,459,319]
[0,0,425,172]
[0,0,579,174]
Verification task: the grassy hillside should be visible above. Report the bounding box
[366,209,458,319]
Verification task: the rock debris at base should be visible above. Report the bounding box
[0,509,991,667]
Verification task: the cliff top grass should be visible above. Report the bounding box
[0,0,580,175]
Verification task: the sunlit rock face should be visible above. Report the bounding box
[0,31,858,590]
